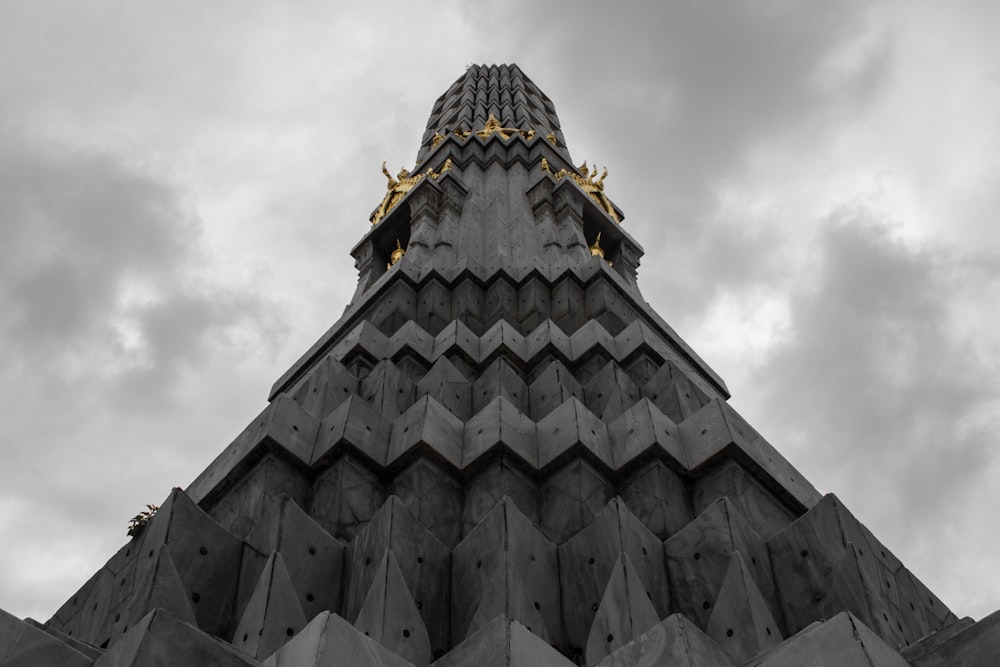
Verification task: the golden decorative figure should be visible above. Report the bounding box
[453,128,472,140]
[372,162,424,225]
[539,158,619,222]
[387,239,406,269]
[589,232,605,258]
[546,132,558,146]
[431,132,445,147]
[476,114,512,140]
[431,158,453,179]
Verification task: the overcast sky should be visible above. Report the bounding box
[2,1,999,627]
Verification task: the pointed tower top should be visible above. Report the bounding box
[415,64,570,164]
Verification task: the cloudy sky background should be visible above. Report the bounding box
[2,1,999,625]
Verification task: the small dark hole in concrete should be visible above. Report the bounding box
[403,629,411,638]
[726,629,733,637]
[693,552,701,560]
[589,557,595,565]
[416,601,423,610]
[192,593,200,603]
[243,634,248,642]
[417,556,424,564]
[309,546,317,555]
[766,627,771,636]
[476,561,482,569]
[800,549,809,558]
[292,425,299,431]
[606,634,614,643]
[592,603,599,611]
[702,601,710,610]
[199,546,208,556]
[115,614,120,622]
[306,593,315,602]
[286,628,294,637]
[534,601,540,610]
[365,556,372,565]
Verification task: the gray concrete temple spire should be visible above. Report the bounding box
[415,64,571,165]
[3,63,997,666]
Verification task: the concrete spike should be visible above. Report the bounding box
[606,398,685,471]
[664,498,774,630]
[133,487,243,640]
[95,608,256,666]
[591,613,735,667]
[538,458,613,543]
[416,356,473,420]
[535,397,613,470]
[355,551,433,666]
[472,358,529,414]
[583,361,641,422]
[584,552,660,665]
[641,361,707,424]
[527,359,583,421]
[242,494,345,621]
[313,395,392,468]
[559,497,668,654]
[618,460,693,540]
[0,608,92,666]
[287,353,358,421]
[362,360,417,418]
[705,552,782,663]
[187,394,318,507]
[431,615,575,667]
[263,611,416,667]
[392,458,464,548]
[310,454,386,541]
[23,618,103,662]
[387,395,465,470]
[462,458,539,535]
[745,611,908,666]
[121,545,197,640]
[345,496,451,658]
[768,494,915,646]
[462,397,538,471]
[452,497,559,645]
[692,460,796,539]
[231,551,308,660]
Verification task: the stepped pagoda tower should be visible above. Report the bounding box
[2,64,998,666]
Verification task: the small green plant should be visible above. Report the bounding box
[127,504,159,537]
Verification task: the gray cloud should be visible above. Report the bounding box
[750,206,1000,536]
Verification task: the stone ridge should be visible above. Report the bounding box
[416,64,569,164]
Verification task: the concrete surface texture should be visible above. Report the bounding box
[2,64,997,665]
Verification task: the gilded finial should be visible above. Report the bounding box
[431,132,445,147]
[546,132,558,146]
[590,232,605,259]
[372,162,423,225]
[388,239,406,269]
